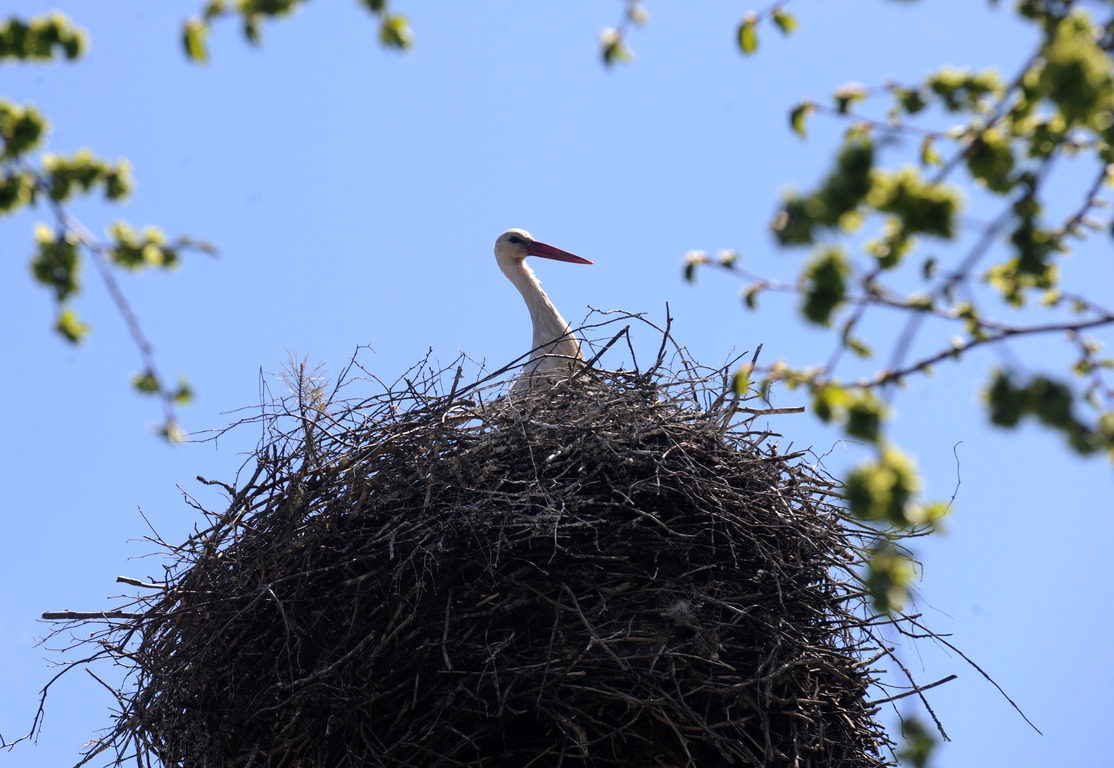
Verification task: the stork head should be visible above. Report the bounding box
[494,229,593,266]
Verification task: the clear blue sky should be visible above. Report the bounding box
[1,2,1111,767]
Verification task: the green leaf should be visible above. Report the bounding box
[31,225,81,302]
[682,250,706,283]
[379,14,413,49]
[104,161,133,201]
[1026,11,1114,127]
[845,336,873,359]
[0,13,86,62]
[919,136,942,166]
[601,33,632,67]
[243,16,261,46]
[897,716,938,768]
[0,101,48,159]
[844,447,922,527]
[789,101,812,139]
[627,3,649,26]
[864,540,917,613]
[173,376,194,405]
[833,83,867,115]
[160,420,187,444]
[965,128,1016,194]
[183,18,209,63]
[132,370,161,395]
[54,307,90,344]
[0,169,35,214]
[893,87,928,115]
[737,16,758,56]
[732,364,753,396]
[867,167,960,239]
[846,392,885,442]
[772,9,798,35]
[801,246,850,326]
[810,382,850,423]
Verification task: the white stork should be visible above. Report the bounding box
[493,228,592,391]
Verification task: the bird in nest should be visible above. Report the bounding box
[493,228,593,393]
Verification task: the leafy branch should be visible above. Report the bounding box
[600,1,650,66]
[182,0,414,62]
[3,13,212,439]
[683,0,1114,624]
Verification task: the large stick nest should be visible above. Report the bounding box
[46,319,902,768]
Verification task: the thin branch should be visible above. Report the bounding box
[48,202,184,435]
[858,313,1114,389]
[866,674,957,706]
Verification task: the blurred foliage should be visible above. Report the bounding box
[896,715,937,768]
[736,4,800,58]
[183,0,413,62]
[685,3,1114,527]
[3,13,209,440]
[682,3,1114,759]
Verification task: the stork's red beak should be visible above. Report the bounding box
[527,240,593,265]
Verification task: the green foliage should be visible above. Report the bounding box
[773,137,875,246]
[0,100,47,160]
[0,13,86,63]
[737,15,758,55]
[732,4,1114,624]
[108,222,180,270]
[893,86,928,116]
[190,0,414,58]
[378,13,414,49]
[681,250,706,283]
[919,136,941,166]
[732,362,753,396]
[31,224,81,302]
[1024,11,1114,129]
[4,12,207,438]
[42,150,132,203]
[789,100,813,138]
[0,167,35,214]
[846,391,885,443]
[1008,190,1061,277]
[810,383,887,443]
[771,9,799,35]
[54,307,90,344]
[986,369,1114,457]
[845,447,922,527]
[867,166,960,238]
[864,539,916,614]
[984,256,1057,306]
[865,218,915,269]
[601,29,632,66]
[182,18,209,62]
[736,5,799,57]
[897,716,937,768]
[964,128,1016,193]
[926,67,1004,113]
[834,83,867,115]
[801,246,850,325]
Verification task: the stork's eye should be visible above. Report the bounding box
[509,235,524,244]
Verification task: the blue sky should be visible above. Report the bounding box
[1,2,1111,766]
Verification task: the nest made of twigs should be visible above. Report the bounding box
[47,318,902,768]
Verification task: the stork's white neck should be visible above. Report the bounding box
[497,255,582,362]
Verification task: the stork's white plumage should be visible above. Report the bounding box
[494,228,592,390]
